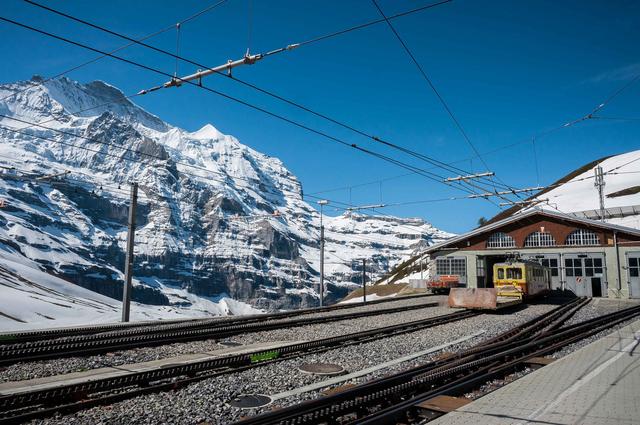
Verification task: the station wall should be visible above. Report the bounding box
[430,245,640,298]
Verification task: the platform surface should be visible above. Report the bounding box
[431,318,640,425]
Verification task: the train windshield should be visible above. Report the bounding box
[506,267,522,280]
[497,268,505,279]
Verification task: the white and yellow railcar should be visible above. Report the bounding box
[493,261,551,299]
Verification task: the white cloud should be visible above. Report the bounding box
[586,62,640,84]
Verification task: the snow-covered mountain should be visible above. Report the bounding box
[0,76,452,326]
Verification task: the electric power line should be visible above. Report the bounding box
[370,0,535,206]
[21,0,516,196]
[0,0,230,104]
[0,15,522,207]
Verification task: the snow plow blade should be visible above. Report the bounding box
[448,288,498,310]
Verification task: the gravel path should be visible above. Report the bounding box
[1,296,446,382]
[33,302,559,425]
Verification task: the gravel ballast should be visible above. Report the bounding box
[1,296,446,382]
[32,301,562,425]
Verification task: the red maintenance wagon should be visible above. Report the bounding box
[427,275,460,294]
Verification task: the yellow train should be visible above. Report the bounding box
[493,261,551,299]
[449,260,551,309]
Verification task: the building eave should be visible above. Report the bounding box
[424,208,640,254]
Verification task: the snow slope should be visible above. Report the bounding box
[0,246,260,331]
[523,149,640,227]
[0,76,453,328]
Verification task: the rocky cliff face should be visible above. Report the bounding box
[0,76,452,312]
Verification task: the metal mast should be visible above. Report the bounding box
[122,182,138,322]
[318,200,329,307]
[362,258,367,303]
[594,166,606,222]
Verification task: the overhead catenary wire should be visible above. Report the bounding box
[369,0,534,205]
[3,115,570,239]
[295,0,452,48]
[16,2,640,185]
[2,96,610,225]
[0,16,521,208]
[0,121,450,238]
[591,116,640,122]
[20,0,512,194]
[0,111,496,206]
[589,72,640,117]
[0,0,230,104]
[7,128,619,247]
[0,113,543,235]
[10,4,636,219]
[370,0,492,175]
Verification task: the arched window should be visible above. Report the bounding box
[565,229,599,246]
[524,231,556,247]
[486,232,516,248]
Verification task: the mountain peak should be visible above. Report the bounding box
[191,123,222,140]
[0,77,168,132]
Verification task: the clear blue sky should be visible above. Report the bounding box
[1,0,639,233]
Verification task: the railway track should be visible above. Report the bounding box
[0,299,440,365]
[237,297,640,425]
[0,308,476,423]
[0,293,436,345]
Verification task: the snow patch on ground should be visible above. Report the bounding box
[339,293,398,304]
[0,249,261,332]
[527,149,640,227]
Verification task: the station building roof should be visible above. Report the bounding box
[424,208,640,254]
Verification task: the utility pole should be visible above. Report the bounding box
[362,258,367,303]
[594,166,606,222]
[122,182,138,322]
[318,200,329,307]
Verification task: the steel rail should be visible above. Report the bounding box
[357,303,640,425]
[0,293,437,345]
[437,297,587,362]
[0,301,441,365]
[0,310,477,423]
[2,300,439,349]
[235,298,637,425]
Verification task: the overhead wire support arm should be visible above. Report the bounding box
[467,186,546,198]
[166,51,264,86]
[33,170,71,181]
[444,172,495,182]
[498,198,549,207]
[137,43,301,94]
[345,204,386,212]
[138,51,268,94]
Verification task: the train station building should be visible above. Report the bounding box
[424,209,640,298]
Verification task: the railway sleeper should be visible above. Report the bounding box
[0,311,476,421]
